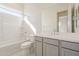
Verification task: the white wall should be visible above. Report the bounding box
[24,3,72,35]
[0,3,42,44]
[41,4,69,35]
[0,4,24,44]
[24,4,42,35]
[0,3,73,44]
[41,6,57,35]
[0,3,23,12]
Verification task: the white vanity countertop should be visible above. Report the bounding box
[35,33,79,43]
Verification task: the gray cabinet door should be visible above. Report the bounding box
[43,43,58,56]
[35,41,42,56]
[61,41,79,51]
[62,48,79,56]
[0,13,3,41]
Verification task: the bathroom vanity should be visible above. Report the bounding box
[34,34,79,56]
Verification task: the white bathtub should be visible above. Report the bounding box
[0,40,34,56]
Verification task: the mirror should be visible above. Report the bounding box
[74,4,79,32]
[57,4,79,33]
[57,10,69,32]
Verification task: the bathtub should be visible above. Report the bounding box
[0,40,34,56]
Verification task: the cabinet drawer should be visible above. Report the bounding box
[34,36,42,41]
[61,41,79,51]
[43,37,58,46]
[62,48,79,56]
[43,43,58,56]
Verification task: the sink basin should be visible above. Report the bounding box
[21,41,33,48]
